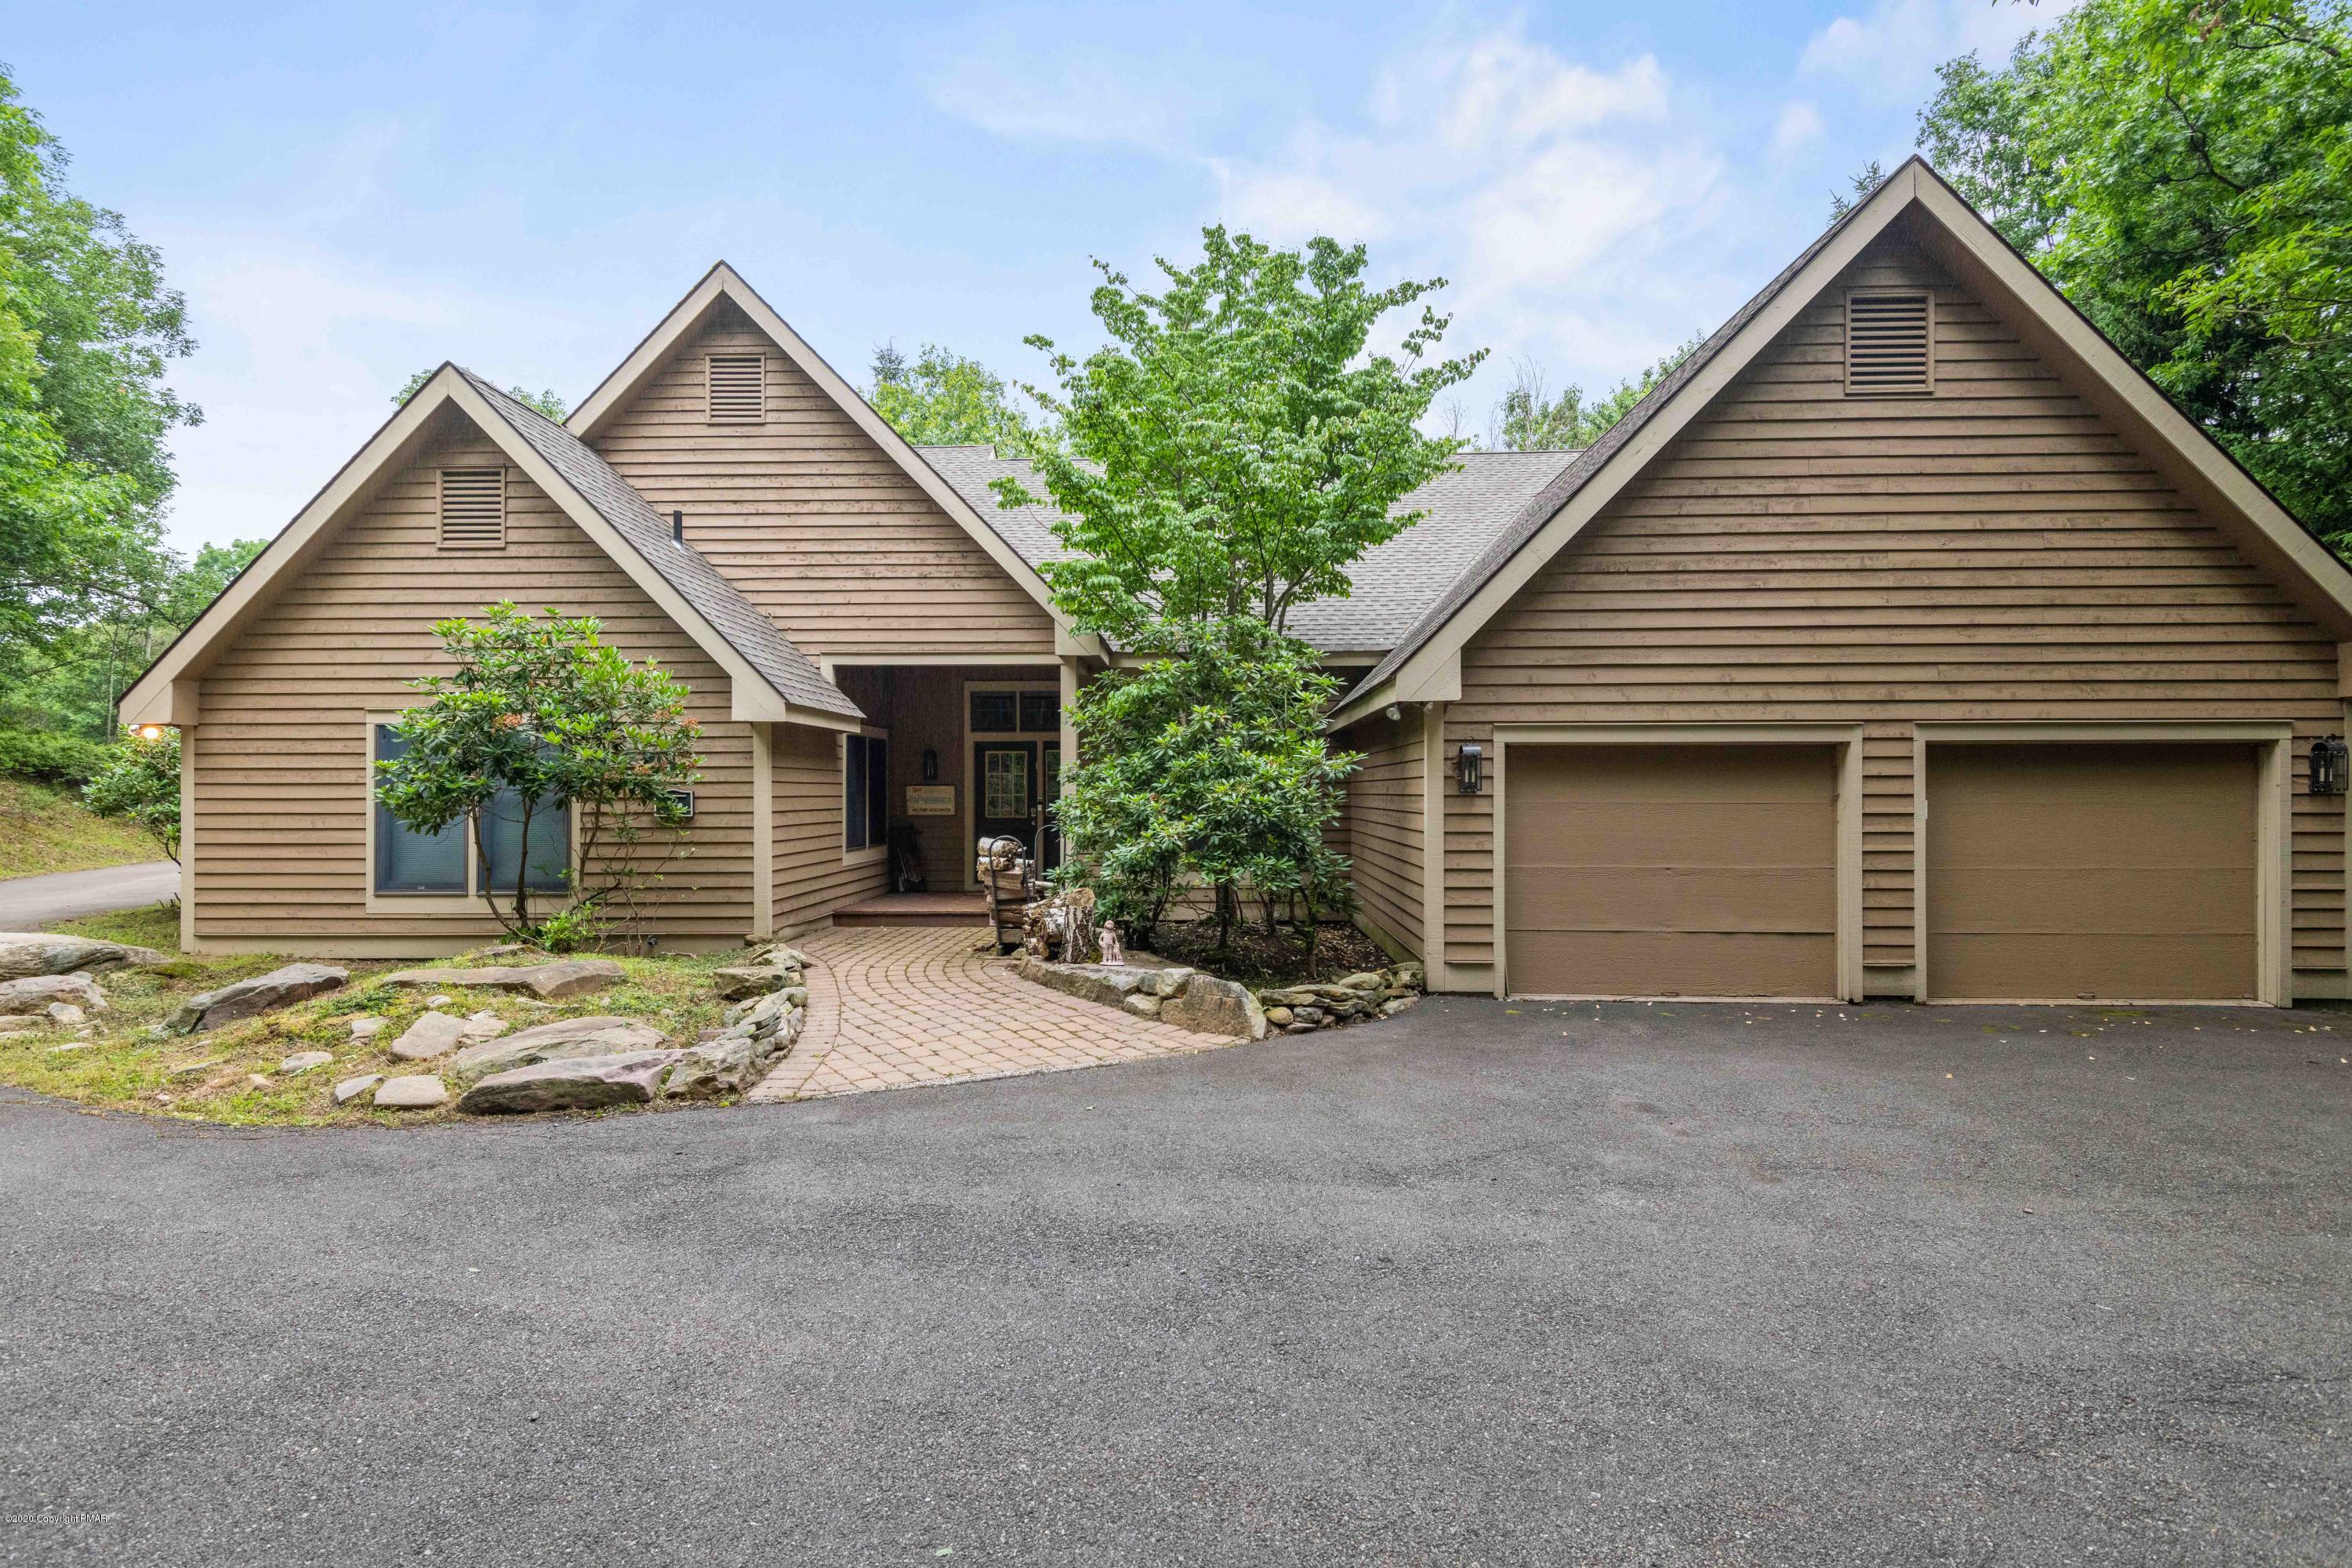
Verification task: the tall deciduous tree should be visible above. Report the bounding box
[0,66,198,684]
[1489,340,1702,452]
[396,369,565,422]
[998,227,1483,645]
[1914,0,2352,546]
[866,341,1051,454]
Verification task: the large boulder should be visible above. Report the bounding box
[448,1014,666,1079]
[1016,957,1160,1011]
[0,933,168,982]
[164,963,347,1034]
[711,964,797,1002]
[1159,973,1269,1040]
[378,960,623,1000]
[662,1034,767,1099]
[372,1074,448,1110]
[388,1010,469,1062]
[0,973,107,1015]
[456,1050,680,1115]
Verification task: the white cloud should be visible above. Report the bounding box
[1769,100,1824,161]
[1800,0,2081,100]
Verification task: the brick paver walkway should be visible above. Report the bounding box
[746,924,1240,1102]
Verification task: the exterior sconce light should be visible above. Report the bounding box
[2311,735,2347,795]
[921,746,939,782]
[1456,743,1483,795]
[134,724,166,743]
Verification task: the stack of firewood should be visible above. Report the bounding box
[976,837,1031,952]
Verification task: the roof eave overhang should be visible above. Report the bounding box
[1328,156,2352,731]
[122,366,840,730]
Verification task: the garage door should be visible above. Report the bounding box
[1504,744,1838,998]
[1925,742,2256,1001]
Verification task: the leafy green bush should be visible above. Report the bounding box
[1055,617,1356,960]
[81,725,180,861]
[0,725,113,785]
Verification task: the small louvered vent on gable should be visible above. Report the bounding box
[707,354,766,423]
[437,467,506,549]
[1845,291,1934,396]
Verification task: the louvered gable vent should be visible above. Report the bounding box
[707,354,766,423]
[1845,290,1933,396]
[437,467,506,549]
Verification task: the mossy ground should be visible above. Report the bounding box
[0,902,739,1126]
[0,779,162,880]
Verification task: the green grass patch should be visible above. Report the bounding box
[0,902,741,1127]
[0,778,162,880]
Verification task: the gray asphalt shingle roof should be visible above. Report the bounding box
[1344,173,1891,700]
[462,370,863,721]
[916,445,1579,654]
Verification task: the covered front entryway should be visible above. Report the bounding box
[1923,739,2267,1003]
[1501,737,1853,1000]
[828,663,1073,895]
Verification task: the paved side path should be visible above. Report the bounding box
[0,860,176,928]
[749,924,1236,1101]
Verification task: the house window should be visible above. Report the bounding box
[844,733,888,851]
[372,724,569,898]
[1018,690,1059,733]
[1845,290,1934,396]
[970,689,1058,733]
[970,690,1018,733]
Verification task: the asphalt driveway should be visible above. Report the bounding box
[0,861,177,928]
[2,997,2347,1566]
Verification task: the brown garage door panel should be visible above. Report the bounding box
[1926,742,2257,1001]
[1930,868,2256,935]
[1509,800,1832,866]
[1505,743,1840,998]
[1933,935,2252,1003]
[1508,931,1836,998]
[1510,868,1835,933]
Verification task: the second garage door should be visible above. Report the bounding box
[1504,743,1838,998]
[1925,742,2258,1002]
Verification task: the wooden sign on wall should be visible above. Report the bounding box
[906,786,956,816]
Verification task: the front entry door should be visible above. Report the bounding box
[972,741,1065,873]
[975,741,1037,866]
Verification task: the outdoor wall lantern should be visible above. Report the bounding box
[2311,735,2347,794]
[133,724,166,743]
[921,746,939,782]
[1456,743,1483,795]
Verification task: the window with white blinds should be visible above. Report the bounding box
[437,467,506,549]
[1844,291,1934,396]
[707,354,766,423]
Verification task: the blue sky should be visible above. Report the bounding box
[12,0,2069,552]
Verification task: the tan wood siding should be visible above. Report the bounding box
[1339,708,1423,953]
[191,423,754,947]
[773,721,885,930]
[590,305,1055,658]
[1926,742,2258,1000]
[1505,744,1838,997]
[1450,234,2343,983]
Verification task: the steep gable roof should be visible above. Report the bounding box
[1328,157,2352,726]
[567,263,1098,655]
[920,445,1578,655]
[121,365,862,730]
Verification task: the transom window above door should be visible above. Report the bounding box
[970,689,1058,733]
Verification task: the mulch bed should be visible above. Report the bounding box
[1138,920,1392,989]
